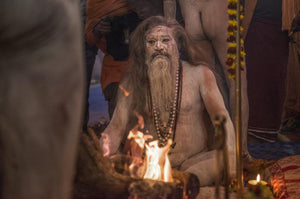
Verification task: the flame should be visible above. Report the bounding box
[125,116,173,182]
[127,130,145,149]
[119,85,130,97]
[127,131,145,178]
[143,139,173,182]
[256,174,261,182]
[104,112,173,182]
[134,111,144,129]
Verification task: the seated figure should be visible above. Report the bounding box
[101,16,236,186]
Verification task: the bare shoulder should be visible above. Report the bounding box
[181,61,215,82]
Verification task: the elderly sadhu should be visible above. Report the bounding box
[101,16,236,186]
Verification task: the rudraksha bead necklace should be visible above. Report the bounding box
[148,61,182,147]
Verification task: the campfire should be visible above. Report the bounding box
[101,113,197,198]
[102,112,174,182]
[73,117,199,199]
[123,129,173,182]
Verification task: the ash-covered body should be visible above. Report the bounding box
[101,16,236,186]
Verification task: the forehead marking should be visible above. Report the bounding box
[147,26,171,38]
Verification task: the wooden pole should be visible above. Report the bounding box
[235,0,244,198]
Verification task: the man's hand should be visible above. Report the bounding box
[92,18,111,39]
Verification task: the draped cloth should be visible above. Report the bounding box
[100,55,129,92]
[245,16,289,131]
[85,0,131,91]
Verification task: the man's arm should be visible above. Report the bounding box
[198,65,236,174]
[100,88,131,155]
[198,66,235,148]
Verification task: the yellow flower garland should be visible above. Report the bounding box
[226,0,246,79]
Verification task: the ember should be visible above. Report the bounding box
[119,84,130,97]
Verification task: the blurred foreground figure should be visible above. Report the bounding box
[101,16,236,186]
[0,0,84,198]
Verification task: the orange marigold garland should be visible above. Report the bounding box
[226,0,245,79]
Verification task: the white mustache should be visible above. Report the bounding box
[151,51,170,61]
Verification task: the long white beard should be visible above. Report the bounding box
[148,56,175,120]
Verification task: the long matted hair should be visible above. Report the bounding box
[121,16,207,115]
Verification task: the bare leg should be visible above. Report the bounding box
[179,151,236,186]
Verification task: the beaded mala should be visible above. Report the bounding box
[148,61,182,148]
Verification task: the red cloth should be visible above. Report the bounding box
[267,155,300,199]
